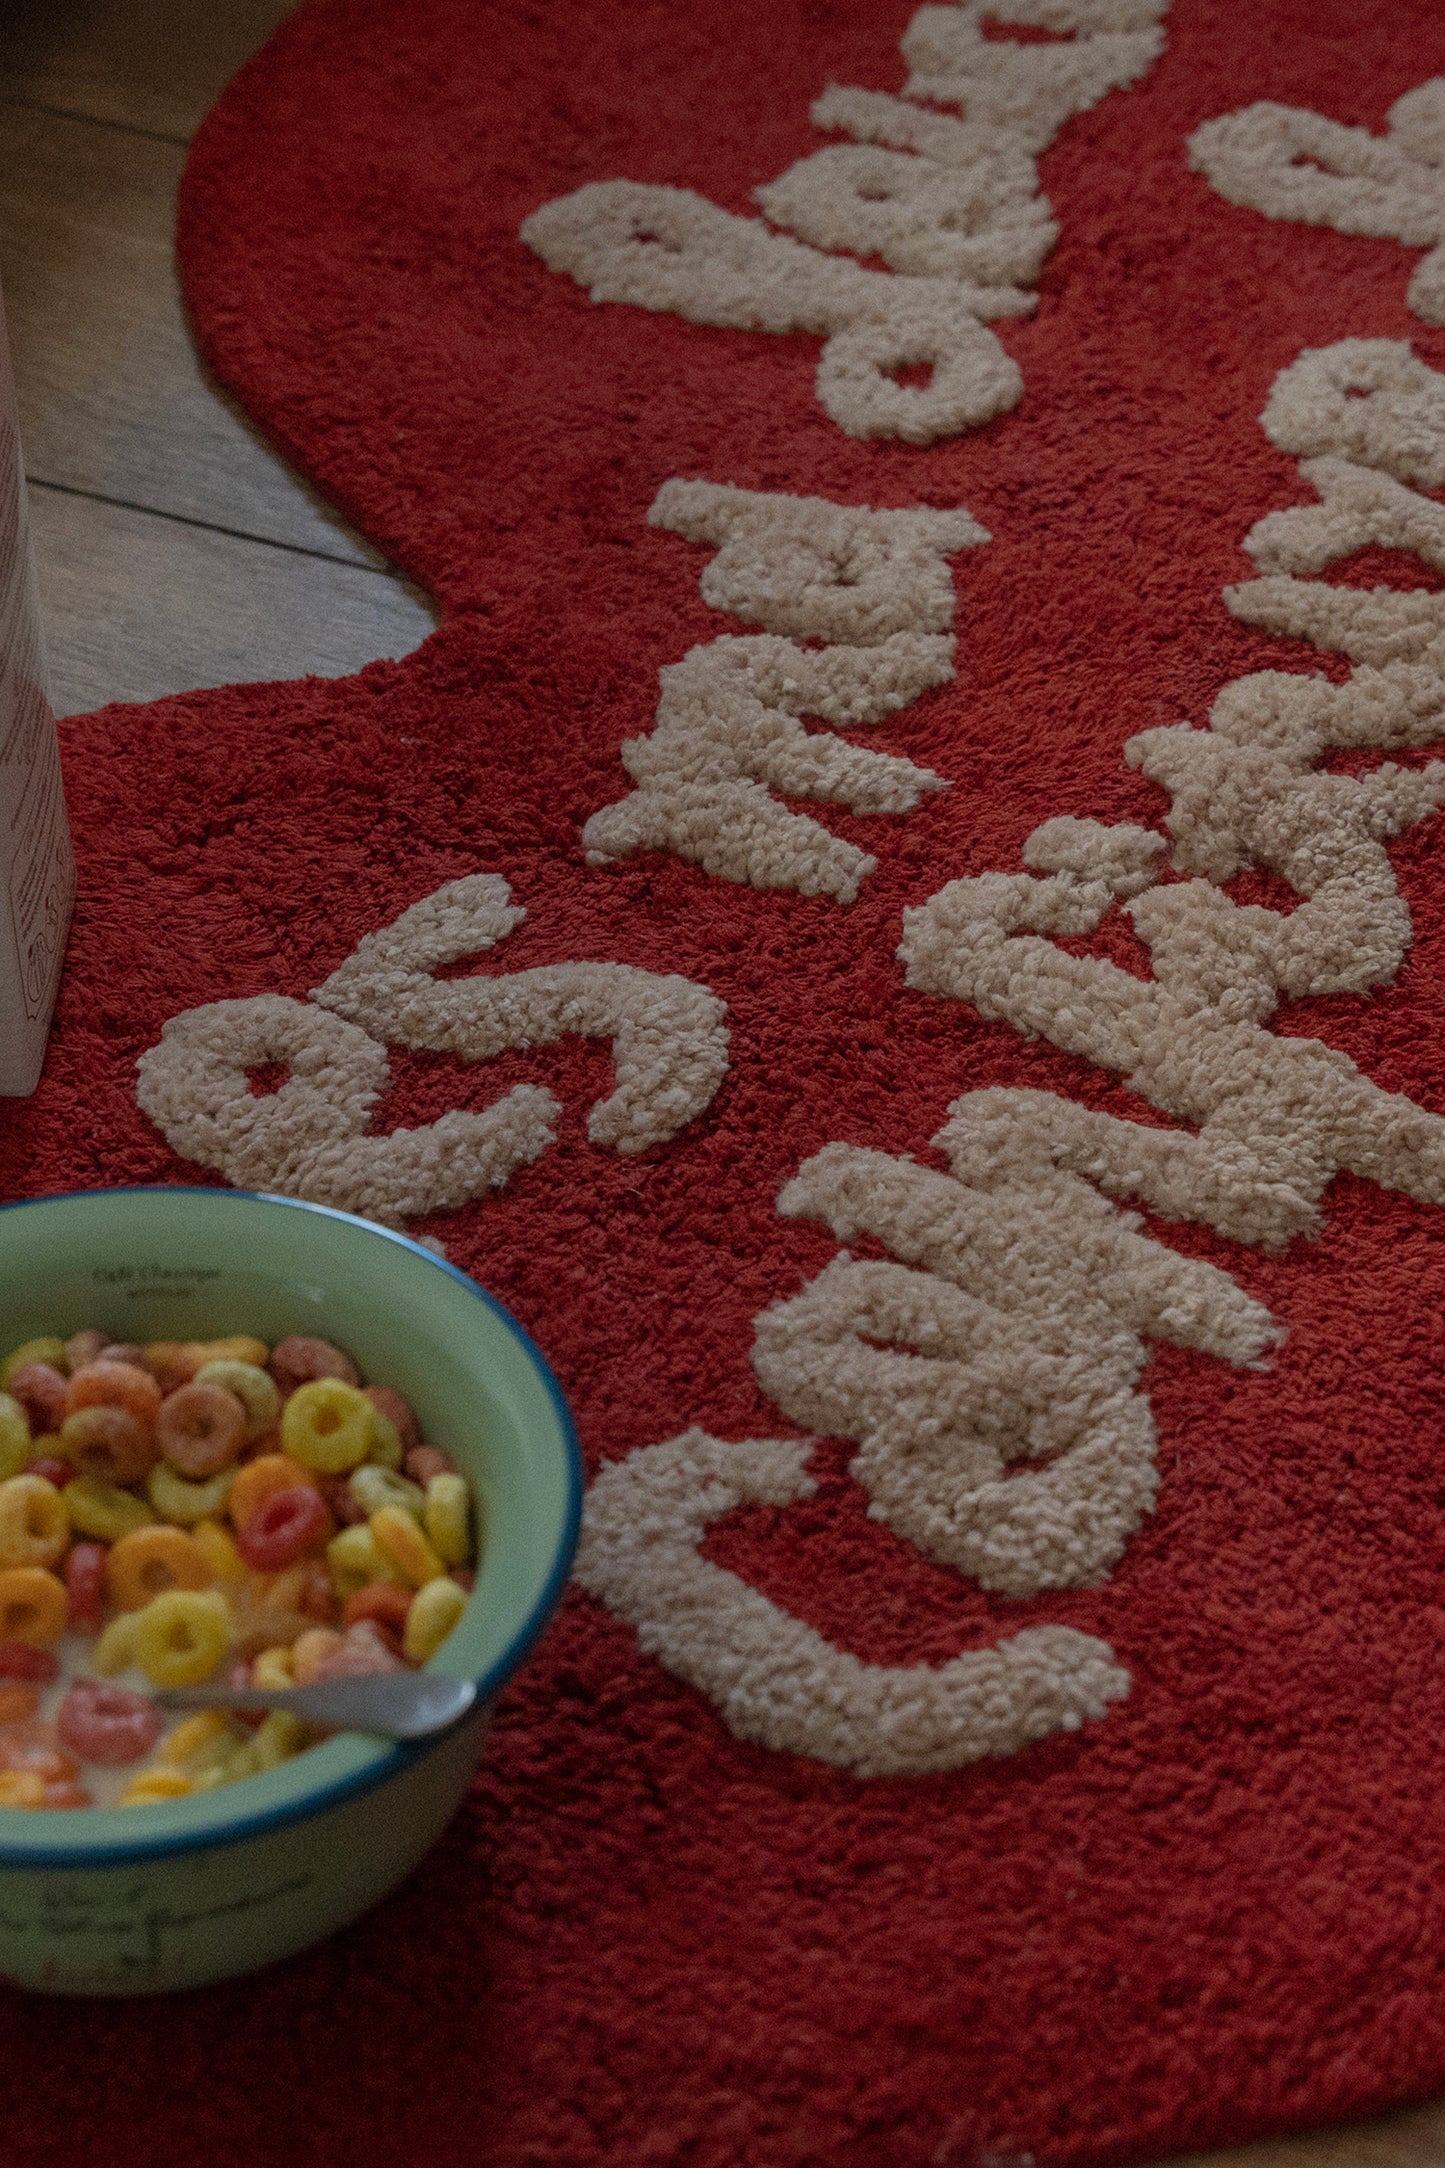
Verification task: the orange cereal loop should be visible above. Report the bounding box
[0,1685,38,1724]
[250,1561,310,1616]
[0,1768,47,1808]
[0,1566,69,1645]
[291,1627,343,1685]
[343,1582,413,1638]
[65,1360,163,1430]
[369,1505,446,1588]
[143,1341,195,1394]
[105,1526,211,1613]
[228,1453,322,1534]
[228,1600,316,1662]
[58,1405,157,1488]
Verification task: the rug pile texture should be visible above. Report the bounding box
[6,0,1445,2160]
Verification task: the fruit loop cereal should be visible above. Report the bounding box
[0,1331,478,1809]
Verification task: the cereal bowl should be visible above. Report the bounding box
[0,1185,582,1994]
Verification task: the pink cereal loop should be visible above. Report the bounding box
[270,1336,360,1398]
[365,1387,420,1455]
[6,1365,67,1437]
[312,1619,405,1680]
[56,1680,163,1766]
[405,1446,456,1485]
[156,1382,247,1478]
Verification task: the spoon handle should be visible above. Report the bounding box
[158,1687,317,1715]
[154,1674,478,1739]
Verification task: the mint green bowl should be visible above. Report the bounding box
[0,1186,582,1994]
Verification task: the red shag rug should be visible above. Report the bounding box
[8,0,1445,2159]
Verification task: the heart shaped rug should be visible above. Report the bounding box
[7,0,1445,2161]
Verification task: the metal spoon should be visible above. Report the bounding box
[154,1672,478,1740]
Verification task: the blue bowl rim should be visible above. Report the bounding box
[0,1185,584,1869]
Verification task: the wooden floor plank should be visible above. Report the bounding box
[0,0,298,144]
[0,100,384,567]
[28,482,436,716]
[1150,2096,1445,2168]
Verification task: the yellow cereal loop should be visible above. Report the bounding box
[94,1612,140,1676]
[251,1645,295,1692]
[370,1505,446,1588]
[0,1396,31,1483]
[252,1710,307,1770]
[423,1474,471,1567]
[159,1708,232,1765]
[0,1769,47,1809]
[132,1589,231,1688]
[64,1478,155,1543]
[404,1575,468,1663]
[281,1379,376,1473]
[0,1338,66,1390]
[148,1461,235,1527]
[191,1518,245,1582]
[194,1360,280,1443]
[184,1336,269,1373]
[349,1465,424,1520]
[365,1412,404,1470]
[0,1475,69,1570]
[326,1523,406,1598]
[120,1769,193,1805]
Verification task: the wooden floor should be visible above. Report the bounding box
[0,5,1442,2160]
[0,0,434,716]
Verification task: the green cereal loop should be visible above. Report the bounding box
[188,1725,247,1783]
[194,1360,280,1443]
[64,1477,155,1543]
[253,1710,307,1769]
[214,1749,258,1790]
[0,1397,30,1483]
[0,1338,65,1390]
[348,1464,425,1520]
[148,1460,235,1527]
[326,1521,408,1593]
[191,1758,242,1794]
